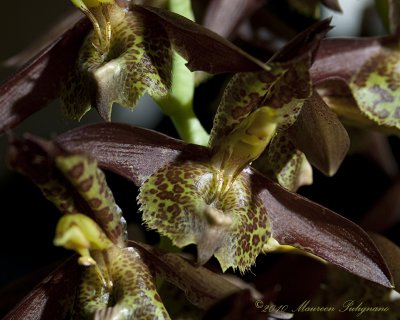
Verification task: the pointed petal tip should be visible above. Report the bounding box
[196,240,217,267]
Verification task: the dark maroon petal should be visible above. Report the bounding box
[251,171,393,288]
[370,233,400,291]
[131,5,266,73]
[3,258,80,320]
[55,123,210,186]
[288,91,350,176]
[55,123,393,287]
[202,0,265,38]
[0,18,91,135]
[310,37,383,84]
[131,242,242,309]
[8,134,127,246]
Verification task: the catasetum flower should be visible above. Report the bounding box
[10,137,276,319]
[8,139,171,319]
[137,20,332,272]
[54,122,393,289]
[62,0,172,121]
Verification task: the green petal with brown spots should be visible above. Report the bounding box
[210,107,279,196]
[264,61,313,131]
[209,68,284,150]
[55,154,127,247]
[138,161,271,273]
[253,131,313,191]
[108,247,170,320]
[208,45,316,150]
[74,262,110,319]
[350,48,400,130]
[62,4,172,121]
[76,247,170,320]
[208,69,285,192]
[209,58,313,192]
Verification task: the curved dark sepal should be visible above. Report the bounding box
[55,123,393,287]
[0,18,91,135]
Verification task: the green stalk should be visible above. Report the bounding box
[155,0,209,146]
[156,0,209,289]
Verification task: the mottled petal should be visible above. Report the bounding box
[62,4,172,121]
[350,48,400,130]
[138,161,271,272]
[253,131,313,191]
[7,136,127,247]
[209,69,283,151]
[74,261,110,318]
[76,247,170,319]
[105,247,170,320]
[56,154,127,247]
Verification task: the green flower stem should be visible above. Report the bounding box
[155,0,209,146]
[170,106,209,146]
[155,1,208,285]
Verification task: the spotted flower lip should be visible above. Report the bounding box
[54,122,393,288]
[7,137,172,318]
[138,160,271,272]
[62,1,174,122]
[0,2,271,135]
[8,132,267,318]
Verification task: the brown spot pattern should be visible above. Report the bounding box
[253,131,311,191]
[350,49,400,129]
[138,161,271,273]
[209,69,284,149]
[56,154,127,247]
[61,4,172,121]
[76,247,170,319]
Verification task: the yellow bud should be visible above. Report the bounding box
[212,107,278,197]
[54,213,113,265]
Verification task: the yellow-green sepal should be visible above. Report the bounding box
[211,107,279,195]
[53,213,113,266]
[253,131,313,191]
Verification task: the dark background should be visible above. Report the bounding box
[1,0,399,317]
